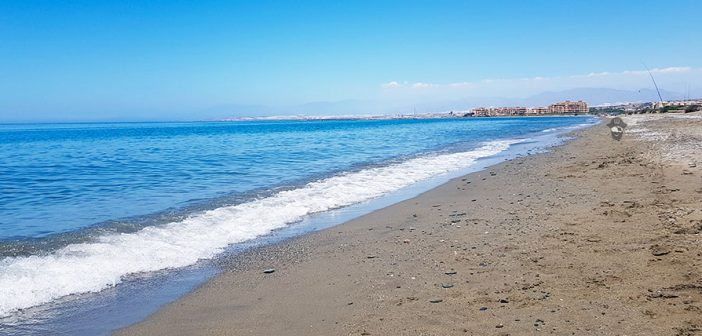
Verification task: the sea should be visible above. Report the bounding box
[0,116,598,334]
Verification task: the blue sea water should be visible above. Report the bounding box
[1,118,586,240]
[0,116,597,333]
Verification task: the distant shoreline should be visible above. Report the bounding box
[0,114,591,126]
[215,114,591,122]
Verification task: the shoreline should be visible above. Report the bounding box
[120,114,702,335]
[0,118,594,334]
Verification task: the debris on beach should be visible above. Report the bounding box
[650,245,671,256]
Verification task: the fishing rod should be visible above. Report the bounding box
[642,62,664,103]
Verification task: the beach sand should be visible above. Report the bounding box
[118,113,702,335]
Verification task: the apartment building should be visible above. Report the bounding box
[470,101,588,116]
[548,100,588,114]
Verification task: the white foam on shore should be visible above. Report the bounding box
[0,139,521,317]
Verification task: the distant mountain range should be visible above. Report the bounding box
[418,88,686,112]
[516,88,684,107]
[208,87,687,119]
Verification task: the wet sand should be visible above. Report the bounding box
[119,113,702,335]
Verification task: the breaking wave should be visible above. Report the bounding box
[0,139,520,317]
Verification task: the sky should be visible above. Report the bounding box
[1,0,701,122]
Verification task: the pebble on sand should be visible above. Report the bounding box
[650,245,671,256]
[263,268,276,274]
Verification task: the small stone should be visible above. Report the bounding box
[648,291,679,298]
[496,324,504,328]
[479,307,488,311]
[445,271,457,275]
[622,201,638,208]
[441,283,454,288]
[263,268,276,274]
[689,162,697,168]
[650,245,671,256]
[429,298,443,303]
[499,298,509,303]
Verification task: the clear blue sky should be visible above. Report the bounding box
[1,0,700,121]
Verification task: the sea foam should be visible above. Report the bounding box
[0,139,518,317]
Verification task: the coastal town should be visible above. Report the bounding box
[224,98,702,122]
[396,98,701,120]
[464,99,702,117]
[468,100,588,116]
[589,99,702,115]
[445,98,701,118]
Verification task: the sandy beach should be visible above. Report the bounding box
[119,113,702,336]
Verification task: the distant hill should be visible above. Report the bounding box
[520,88,684,106]
[413,88,686,112]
